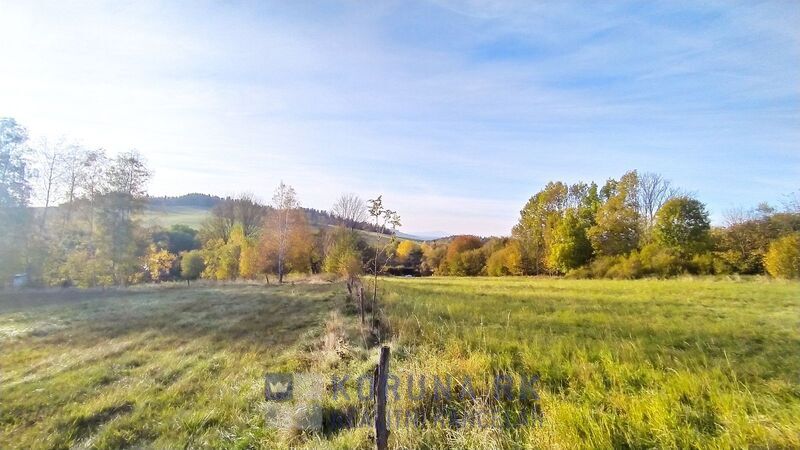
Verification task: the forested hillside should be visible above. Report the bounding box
[144,194,388,234]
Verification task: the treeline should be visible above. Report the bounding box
[2,116,798,286]
[0,117,406,287]
[1,117,156,286]
[393,171,799,279]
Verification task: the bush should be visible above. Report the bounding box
[181,251,205,282]
[640,243,682,277]
[586,244,689,279]
[615,252,643,279]
[764,232,800,279]
[565,266,592,279]
[589,255,620,278]
[690,253,716,275]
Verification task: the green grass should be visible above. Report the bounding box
[140,206,212,229]
[1,277,798,449]
[381,277,800,449]
[0,282,349,449]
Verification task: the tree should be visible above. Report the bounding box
[0,118,31,208]
[96,150,151,284]
[286,211,315,274]
[0,118,32,280]
[513,182,568,274]
[396,240,422,264]
[199,194,264,244]
[331,193,368,229]
[764,233,800,279]
[784,190,800,214]
[258,208,313,280]
[158,224,200,254]
[270,182,299,283]
[80,149,109,236]
[181,250,205,285]
[441,235,482,275]
[60,144,87,224]
[588,172,641,257]
[653,197,711,257]
[456,248,486,276]
[33,138,67,227]
[324,227,365,291]
[145,245,176,282]
[228,223,258,279]
[486,241,523,276]
[106,150,151,198]
[637,172,680,235]
[366,195,401,306]
[421,244,446,275]
[548,209,593,273]
[234,193,265,238]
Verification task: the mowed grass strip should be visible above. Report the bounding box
[0,283,340,449]
[382,277,800,449]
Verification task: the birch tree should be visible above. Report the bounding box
[80,149,109,236]
[271,181,299,283]
[61,144,87,224]
[34,138,66,227]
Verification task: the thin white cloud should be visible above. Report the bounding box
[0,0,797,235]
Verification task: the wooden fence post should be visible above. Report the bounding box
[373,345,390,450]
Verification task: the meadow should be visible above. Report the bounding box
[1,277,798,449]
[141,206,211,230]
[382,277,800,448]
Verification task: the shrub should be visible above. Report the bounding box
[640,243,682,277]
[764,232,800,279]
[690,253,716,275]
[589,255,620,278]
[564,266,593,279]
[605,252,642,279]
[181,251,205,283]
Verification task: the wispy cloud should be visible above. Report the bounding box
[0,0,797,235]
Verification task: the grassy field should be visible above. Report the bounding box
[1,277,798,449]
[0,282,358,449]
[382,277,800,449]
[140,206,211,229]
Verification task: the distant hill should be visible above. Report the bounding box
[143,194,397,238]
[43,194,443,242]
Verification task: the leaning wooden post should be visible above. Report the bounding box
[373,346,390,450]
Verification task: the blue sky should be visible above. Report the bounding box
[1,1,798,236]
